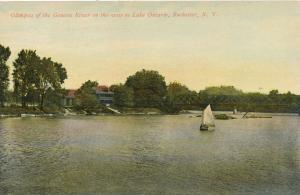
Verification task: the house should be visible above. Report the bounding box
[63,89,76,107]
[63,85,114,107]
[95,85,114,106]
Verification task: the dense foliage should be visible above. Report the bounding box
[36,57,67,109]
[12,50,67,109]
[74,80,99,112]
[0,44,11,107]
[201,86,243,96]
[199,87,300,113]
[110,84,133,108]
[125,69,167,108]
[110,70,300,114]
[163,82,198,113]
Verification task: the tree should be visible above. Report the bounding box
[125,69,167,108]
[35,57,67,110]
[164,82,197,113]
[167,82,191,103]
[0,44,11,107]
[36,57,52,109]
[282,91,295,104]
[13,50,40,108]
[13,49,67,110]
[43,88,65,112]
[268,89,280,104]
[54,62,67,85]
[200,86,243,96]
[269,89,279,96]
[110,84,133,107]
[75,80,99,111]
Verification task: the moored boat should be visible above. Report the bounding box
[21,114,36,117]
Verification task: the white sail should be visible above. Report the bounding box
[202,104,215,126]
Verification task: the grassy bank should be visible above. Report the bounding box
[0,106,65,116]
[0,107,43,115]
[116,107,162,115]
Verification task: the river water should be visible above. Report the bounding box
[0,115,299,194]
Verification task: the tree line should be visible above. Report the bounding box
[75,69,300,114]
[0,44,67,112]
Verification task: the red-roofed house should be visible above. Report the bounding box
[63,89,76,107]
[96,85,109,92]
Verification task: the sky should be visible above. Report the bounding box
[0,2,300,94]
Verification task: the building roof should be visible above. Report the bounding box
[65,85,112,98]
[66,89,76,98]
[96,85,109,93]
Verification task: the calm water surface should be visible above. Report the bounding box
[0,115,300,194]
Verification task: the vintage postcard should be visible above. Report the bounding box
[0,1,299,194]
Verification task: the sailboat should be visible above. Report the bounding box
[200,104,215,131]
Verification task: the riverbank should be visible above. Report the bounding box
[0,107,45,115]
[0,106,163,118]
[1,106,298,119]
[0,106,66,118]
